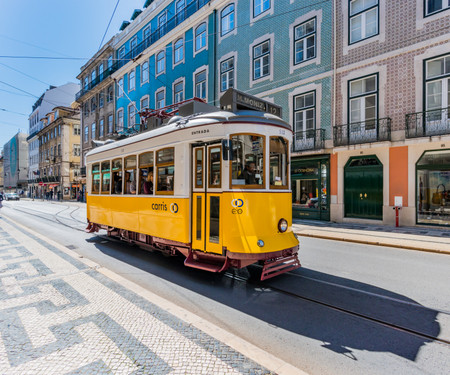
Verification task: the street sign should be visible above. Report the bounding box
[39,181,43,186]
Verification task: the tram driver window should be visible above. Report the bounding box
[111,159,123,194]
[209,146,222,188]
[269,137,288,189]
[156,147,174,195]
[124,156,137,194]
[139,152,153,195]
[92,163,100,193]
[231,134,264,188]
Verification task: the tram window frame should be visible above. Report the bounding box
[208,145,222,188]
[156,147,175,195]
[195,147,204,189]
[111,158,123,195]
[269,136,289,189]
[101,161,111,194]
[91,163,100,194]
[139,151,154,195]
[124,155,137,195]
[230,133,265,189]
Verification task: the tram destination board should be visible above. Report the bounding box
[220,88,282,117]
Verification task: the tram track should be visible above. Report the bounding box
[3,202,87,232]
[224,271,450,347]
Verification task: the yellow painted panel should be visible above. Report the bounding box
[221,192,298,254]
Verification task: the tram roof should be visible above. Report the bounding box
[86,109,291,158]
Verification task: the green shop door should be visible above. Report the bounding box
[344,156,383,219]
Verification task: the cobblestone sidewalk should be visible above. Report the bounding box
[0,216,288,375]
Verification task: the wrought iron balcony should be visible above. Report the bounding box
[293,129,325,152]
[333,117,391,147]
[405,107,450,138]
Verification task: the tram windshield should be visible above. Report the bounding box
[231,134,264,188]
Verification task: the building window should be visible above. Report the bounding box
[107,84,114,102]
[253,40,270,80]
[220,57,234,92]
[99,91,104,108]
[141,61,149,83]
[143,26,150,40]
[74,144,80,156]
[84,77,88,90]
[99,64,104,79]
[129,70,135,91]
[349,0,379,44]
[108,114,113,133]
[195,70,207,99]
[349,75,378,127]
[425,0,450,16]
[90,97,96,113]
[129,105,136,128]
[294,18,316,65]
[117,78,124,97]
[107,55,113,69]
[91,122,96,140]
[158,12,167,37]
[254,0,270,17]
[221,4,235,36]
[99,118,104,138]
[195,23,207,51]
[294,91,316,149]
[84,126,89,142]
[156,90,165,109]
[156,51,165,75]
[117,109,124,132]
[425,54,450,111]
[174,39,184,64]
[91,69,96,83]
[74,124,80,135]
[176,0,186,24]
[174,81,184,103]
[141,96,149,111]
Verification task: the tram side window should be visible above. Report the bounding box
[209,146,222,188]
[139,152,153,195]
[231,134,265,188]
[269,137,288,189]
[156,147,174,194]
[195,148,203,188]
[101,161,111,193]
[92,163,100,194]
[111,159,123,194]
[124,156,137,194]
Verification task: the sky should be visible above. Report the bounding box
[0,0,144,150]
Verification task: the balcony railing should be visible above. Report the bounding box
[75,0,210,101]
[405,107,450,138]
[333,117,391,147]
[293,129,325,152]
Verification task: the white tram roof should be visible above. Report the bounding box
[86,110,291,158]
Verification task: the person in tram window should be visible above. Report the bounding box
[143,171,153,194]
[114,176,122,194]
[212,173,220,185]
[243,162,257,185]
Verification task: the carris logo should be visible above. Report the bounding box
[170,203,179,213]
[231,199,244,208]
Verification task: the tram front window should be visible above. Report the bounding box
[231,134,264,188]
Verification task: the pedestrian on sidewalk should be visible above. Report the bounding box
[0,192,3,208]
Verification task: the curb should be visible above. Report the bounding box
[294,231,450,255]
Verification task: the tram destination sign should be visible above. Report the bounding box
[220,88,282,117]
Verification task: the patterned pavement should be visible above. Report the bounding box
[0,216,284,375]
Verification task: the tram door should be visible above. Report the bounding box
[192,143,223,255]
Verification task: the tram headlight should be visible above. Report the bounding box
[278,219,288,233]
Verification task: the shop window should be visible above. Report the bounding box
[269,137,288,189]
[112,159,123,194]
[231,134,265,188]
[417,149,450,226]
[101,161,110,194]
[92,163,100,194]
[139,152,154,195]
[124,156,137,194]
[156,148,175,194]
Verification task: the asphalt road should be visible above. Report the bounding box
[1,199,449,375]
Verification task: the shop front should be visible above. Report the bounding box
[417,149,450,226]
[291,155,330,220]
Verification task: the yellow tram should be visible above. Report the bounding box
[85,93,300,280]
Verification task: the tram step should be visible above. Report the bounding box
[261,254,301,281]
[184,251,228,273]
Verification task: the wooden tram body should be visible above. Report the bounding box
[85,108,300,279]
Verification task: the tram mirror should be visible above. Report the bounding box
[222,139,232,160]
